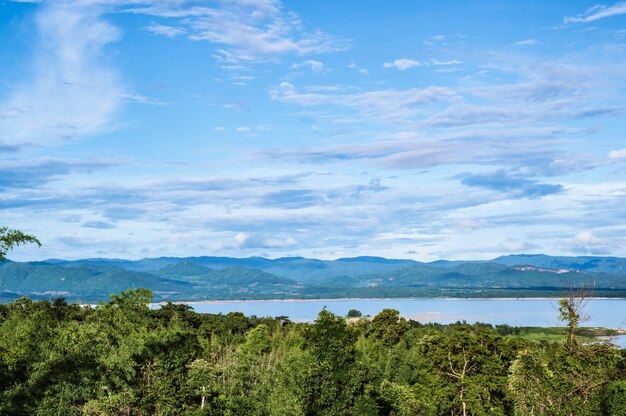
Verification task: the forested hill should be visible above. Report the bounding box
[2,254,626,302]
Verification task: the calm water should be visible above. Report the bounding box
[187,298,626,347]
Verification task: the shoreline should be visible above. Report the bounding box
[71,296,626,309]
[155,296,626,306]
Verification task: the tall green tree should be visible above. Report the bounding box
[558,288,590,353]
[368,309,410,348]
[421,325,513,416]
[302,309,369,415]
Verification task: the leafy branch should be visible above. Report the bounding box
[0,226,41,262]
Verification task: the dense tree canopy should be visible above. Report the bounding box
[0,289,624,415]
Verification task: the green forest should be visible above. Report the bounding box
[1,289,624,415]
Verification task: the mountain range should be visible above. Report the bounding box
[1,254,626,302]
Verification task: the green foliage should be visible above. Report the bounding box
[509,344,624,416]
[419,325,514,415]
[0,227,40,262]
[558,289,591,353]
[379,380,426,416]
[604,380,626,416]
[0,291,624,415]
[347,309,363,318]
[368,309,410,347]
[559,297,581,328]
[302,309,366,415]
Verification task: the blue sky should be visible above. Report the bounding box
[1,0,626,261]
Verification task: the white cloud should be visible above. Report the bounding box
[231,232,297,249]
[293,59,325,74]
[496,240,539,253]
[128,0,348,63]
[566,229,613,254]
[608,148,626,159]
[120,92,168,105]
[273,57,623,131]
[383,58,421,71]
[457,219,487,231]
[513,39,539,46]
[425,34,446,45]
[347,62,368,75]
[0,3,123,149]
[270,81,455,122]
[575,229,602,245]
[236,126,251,132]
[145,22,184,38]
[564,2,626,23]
[430,59,462,65]
[256,126,595,178]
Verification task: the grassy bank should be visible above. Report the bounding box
[506,326,625,344]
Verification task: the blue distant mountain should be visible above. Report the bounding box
[1,254,625,302]
[493,254,626,274]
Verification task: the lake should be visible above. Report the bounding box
[185,297,626,347]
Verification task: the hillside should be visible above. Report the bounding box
[1,254,626,302]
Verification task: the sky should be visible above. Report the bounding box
[1,0,626,261]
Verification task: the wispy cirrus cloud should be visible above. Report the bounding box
[271,57,624,132]
[0,2,123,149]
[430,59,462,66]
[383,57,464,70]
[0,0,346,151]
[255,127,595,174]
[145,22,185,38]
[270,81,456,123]
[128,0,348,63]
[512,38,539,46]
[424,34,447,45]
[564,2,626,23]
